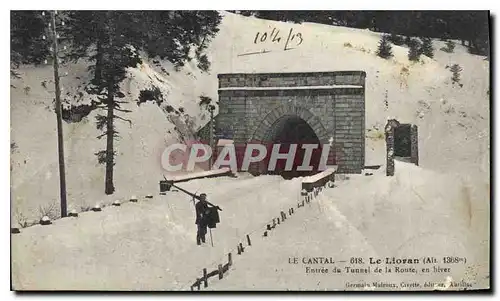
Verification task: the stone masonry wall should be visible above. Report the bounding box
[217,71,366,174]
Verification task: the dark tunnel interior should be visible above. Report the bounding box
[263,116,322,179]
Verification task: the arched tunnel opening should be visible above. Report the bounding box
[263,116,323,179]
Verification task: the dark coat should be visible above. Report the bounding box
[195,200,210,225]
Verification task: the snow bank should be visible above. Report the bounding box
[217,139,234,146]
[302,166,338,184]
[165,168,232,182]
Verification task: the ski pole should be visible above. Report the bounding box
[209,228,214,247]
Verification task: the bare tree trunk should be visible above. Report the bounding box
[94,38,103,84]
[50,11,68,217]
[104,77,115,195]
[104,12,115,195]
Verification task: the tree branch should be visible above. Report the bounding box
[114,115,133,127]
[114,107,132,113]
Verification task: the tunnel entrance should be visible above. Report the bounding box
[263,116,322,179]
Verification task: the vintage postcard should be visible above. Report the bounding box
[10,10,490,291]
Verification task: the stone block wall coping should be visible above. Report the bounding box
[217,71,367,78]
[218,85,363,91]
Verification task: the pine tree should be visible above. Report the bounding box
[136,11,221,70]
[468,12,489,56]
[65,11,149,194]
[94,12,142,194]
[389,33,405,45]
[62,11,221,194]
[450,64,462,85]
[404,35,412,46]
[64,11,107,84]
[408,39,422,61]
[440,40,455,53]
[420,37,434,58]
[10,11,51,69]
[376,34,393,59]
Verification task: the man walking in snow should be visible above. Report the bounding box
[195,193,210,245]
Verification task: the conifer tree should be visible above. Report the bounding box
[63,11,221,194]
[420,37,434,58]
[10,11,51,72]
[450,64,462,85]
[408,39,422,61]
[376,34,393,59]
[440,40,455,53]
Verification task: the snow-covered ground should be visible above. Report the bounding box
[11,11,489,290]
[206,162,489,290]
[12,174,304,290]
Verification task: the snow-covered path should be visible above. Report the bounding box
[12,174,304,290]
[206,163,490,290]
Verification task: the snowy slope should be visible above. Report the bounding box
[206,162,489,290]
[12,174,304,290]
[11,63,177,223]
[11,12,489,230]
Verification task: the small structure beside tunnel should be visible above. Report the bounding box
[199,71,367,176]
[385,119,419,176]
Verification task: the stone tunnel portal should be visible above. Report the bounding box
[211,71,367,175]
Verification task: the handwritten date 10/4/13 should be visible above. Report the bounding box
[253,27,303,51]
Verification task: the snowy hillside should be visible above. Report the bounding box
[11,11,489,226]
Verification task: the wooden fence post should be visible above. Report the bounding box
[228,253,232,266]
[272,218,276,228]
[218,264,223,279]
[203,268,208,288]
[264,231,268,237]
[239,242,244,253]
[237,244,242,255]
[277,217,280,225]
[247,234,252,246]
[267,224,271,230]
